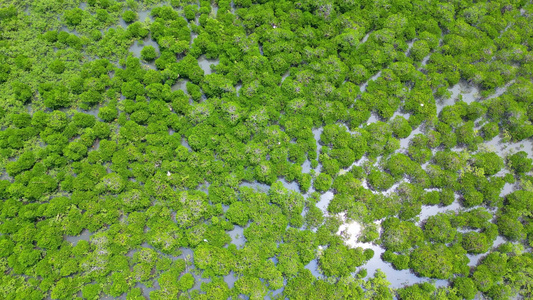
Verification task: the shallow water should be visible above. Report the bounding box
[366,113,379,124]
[269,278,286,298]
[500,182,515,197]
[361,244,448,289]
[172,79,189,93]
[301,159,312,173]
[79,106,101,119]
[280,178,300,193]
[129,38,159,69]
[138,10,153,22]
[65,228,93,246]
[438,80,514,115]
[417,199,462,224]
[361,33,370,44]
[198,55,219,75]
[239,181,271,193]
[281,70,290,83]
[135,281,158,298]
[309,115,526,289]
[436,83,479,114]
[486,80,514,100]
[420,54,431,67]
[191,272,212,293]
[335,218,451,289]
[223,271,238,289]
[312,127,323,173]
[227,225,246,248]
[467,236,507,267]
[181,137,192,150]
[304,258,323,278]
[484,135,533,158]
[316,191,333,213]
[212,4,219,17]
[360,70,381,93]
[405,41,413,54]
[399,127,422,150]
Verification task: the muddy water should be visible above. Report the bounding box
[316,191,333,213]
[198,55,219,75]
[417,197,462,224]
[399,127,423,150]
[360,70,382,93]
[65,229,93,246]
[171,56,219,95]
[128,38,159,70]
[172,79,189,93]
[240,181,270,193]
[438,79,514,114]
[226,225,246,248]
[466,236,507,267]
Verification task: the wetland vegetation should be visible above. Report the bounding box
[1,0,533,299]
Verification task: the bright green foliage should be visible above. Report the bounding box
[397,282,436,299]
[383,250,410,270]
[453,277,477,300]
[320,244,367,277]
[471,151,504,176]
[314,173,332,193]
[461,232,490,254]
[389,115,412,139]
[381,218,423,252]
[410,40,430,62]
[0,1,532,299]
[367,170,395,191]
[423,213,457,244]
[409,244,468,279]
[507,151,532,174]
[123,10,138,23]
[64,8,83,26]
[141,46,158,61]
[177,273,194,291]
[49,59,65,74]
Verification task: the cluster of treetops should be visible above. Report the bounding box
[1,0,533,299]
